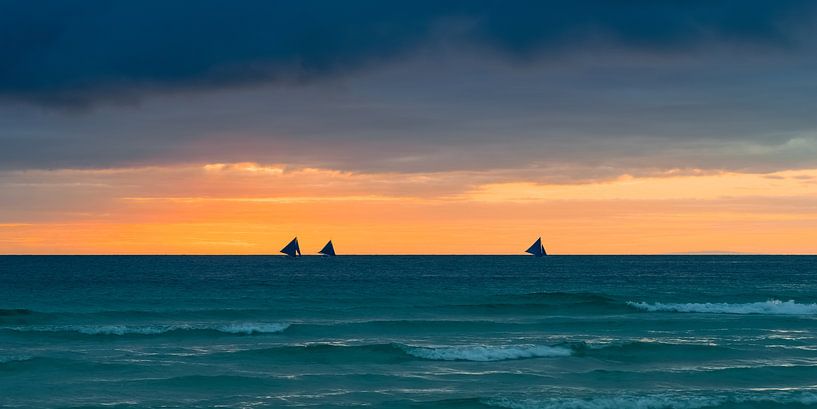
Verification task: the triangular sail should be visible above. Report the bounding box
[318,240,336,256]
[525,237,545,257]
[280,237,301,257]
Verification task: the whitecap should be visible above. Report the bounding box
[402,344,572,361]
[213,322,290,334]
[627,299,817,315]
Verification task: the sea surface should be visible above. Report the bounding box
[1,255,816,409]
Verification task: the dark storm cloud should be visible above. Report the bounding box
[1,0,814,105]
[2,50,816,176]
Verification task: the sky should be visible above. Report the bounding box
[2,0,817,254]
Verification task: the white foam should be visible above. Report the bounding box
[627,299,817,315]
[402,344,572,361]
[213,323,290,334]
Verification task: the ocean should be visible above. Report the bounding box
[1,255,816,409]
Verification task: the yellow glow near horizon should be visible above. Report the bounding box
[464,170,817,202]
[1,163,816,254]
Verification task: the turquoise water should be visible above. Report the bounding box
[1,255,816,408]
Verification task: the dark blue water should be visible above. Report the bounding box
[1,256,816,408]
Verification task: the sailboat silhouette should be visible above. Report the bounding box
[318,240,336,256]
[280,237,301,257]
[525,237,547,257]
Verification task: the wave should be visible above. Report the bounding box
[138,374,274,389]
[487,396,721,409]
[443,302,633,316]
[627,299,817,315]
[212,340,738,365]
[380,397,498,409]
[573,341,739,363]
[402,344,573,361]
[0,356,129,374]
[0,308,280,322]
[0,308,33,317]
[209,322,290,334]
[462,292,622,313]
[2,322,289,336]
[215,342,573,364]
[511,292,617,304]
[0,355,33,364]
[291,319,531,336]
[215,343,415,364]
[485,391,817,409]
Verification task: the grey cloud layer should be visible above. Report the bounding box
[3,50,816,177]
[1,1,816,177]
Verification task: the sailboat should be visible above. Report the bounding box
[525,237,547,257]
[280,237,301,257]
[318,240,336,257]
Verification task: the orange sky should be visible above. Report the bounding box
[1,163,816,254]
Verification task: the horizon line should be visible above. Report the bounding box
[2,253,815,256]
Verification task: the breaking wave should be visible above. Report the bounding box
[627,299,817,315]
[209,323,290,334]
[217,342,574,364]
[401,344,573,361]
[178,340,736,365]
